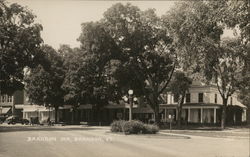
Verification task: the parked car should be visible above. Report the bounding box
[4,116,29,125]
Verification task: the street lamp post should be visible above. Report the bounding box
[128,89,139,121]
[168,114,172,132]
[123,89,137,121]
[48,104,51,124]
[128,90,133,121]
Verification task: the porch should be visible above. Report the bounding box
[160,106,220,124]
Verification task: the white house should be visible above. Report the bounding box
[159,81,247,124]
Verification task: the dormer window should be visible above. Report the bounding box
[198,93,203,103]
[7,95,12,103]
[186,93,190,103]
[1,95,6,102]
[215,94,217,103]
[165,94,168,104]
[174,94,178,103]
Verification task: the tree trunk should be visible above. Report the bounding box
[177,95,185,128]
[154,105,160,126]
[55,106,58,124]
[221,98,228,129]
[150,92,161,126]
[96,105,102,124]
[177,106,182,128]
[71,110,74,124]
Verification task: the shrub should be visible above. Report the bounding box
[110,120,126,132]
[143,124,159,134]
[123,120,145,134]
[110,120,159,134]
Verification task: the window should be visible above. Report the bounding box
[165,94,168,104]
[214,94,217,103]
[186,93,191,103]
[1,95,5,102]
[230,97,233,105]
[8,95,12,102]
[160,94,168,104]
[198,93,204,103]
[174,94,178,103]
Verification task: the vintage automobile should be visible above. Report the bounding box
[4,116,29,125]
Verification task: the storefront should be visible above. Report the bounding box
[23,105,55,123]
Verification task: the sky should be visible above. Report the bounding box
[8,0,176,50]
[8,0,233,50]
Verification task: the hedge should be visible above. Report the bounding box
[110,120,159,134]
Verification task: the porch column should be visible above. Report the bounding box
[164,108,167,122]
[175,108,178,121]
[233,114,236,124]
[200,108,203,123]
[243,109,247,122]
[188,108,191,122]
[213,108,216,124]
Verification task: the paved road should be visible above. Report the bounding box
[0,125,249,157]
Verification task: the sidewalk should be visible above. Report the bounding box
[160,128,249,139]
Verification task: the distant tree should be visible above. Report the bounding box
[169,72,192,128]
[0,0,43,94]
[164,1,248,129]
[77,3,176,125]
[60,43,120,123]
[238,80,250,109]
[25,45,64,123]
[59,46,85,123]
[237,45,250,122]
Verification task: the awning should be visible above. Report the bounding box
[38,108,50,112]
[132,108,164,114]
[133,108,154,113]
[105,104,125,109]
[59,105,72,109]
[78,104,92,109]
[23,108,39,112]
[15,104,24,109]
[0,107,11,114]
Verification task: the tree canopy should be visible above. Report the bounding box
[76,3,176,124]
[169,71,192,127]
[8,1,248,126]
[0,0,43,94]
[25,45,64,123]
[164,0,248,128]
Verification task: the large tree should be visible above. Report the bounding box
[169,71,192,128]
[0,0,43,94]
[164,1,248,129]
[60,42,121,123]
[25,45,64,123]
[77,3,176,125]
[205,39,245,129]
[59,46,86,123]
